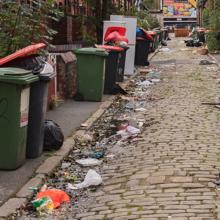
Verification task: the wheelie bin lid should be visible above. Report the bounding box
[0,43,46,66]
[95,45,124,52]
[74,48,108,57]
[137,28,154,41]
[0,68,38,85]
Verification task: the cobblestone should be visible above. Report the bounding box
[37,38,220,219]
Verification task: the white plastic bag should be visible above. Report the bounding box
[76,158,102,167]
[126,126,140,135]
[69,169,102,189]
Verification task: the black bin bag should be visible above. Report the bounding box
[43,120,64,150]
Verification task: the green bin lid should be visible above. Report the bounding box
[74,47,109,57]
[0,67,38,85]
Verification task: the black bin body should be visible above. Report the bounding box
[26,73,55,158]
[135,39,150,66]
[116,48,128,82]
[163,29,169,40]
[104,50,121,94]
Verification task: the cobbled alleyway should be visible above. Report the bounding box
[72,38,220,220]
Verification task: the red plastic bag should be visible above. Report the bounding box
[37,189,70,208]
[104,26,126,40]
[105,31,128,43]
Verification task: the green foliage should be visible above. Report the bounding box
[0,0,63,58]
[142,0,161,11]
[204,0,220,51]
[206,31,220,52]
[136,10,160,30]
[76,0,121,43]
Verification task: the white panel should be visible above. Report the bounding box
[123,17,137,45]
[124,45,135,76]
[110,15,137,45]
[103,21,126,44]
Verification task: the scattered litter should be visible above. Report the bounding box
[138,80,153,86]
[29,187,38,192]
[64,173,78,182]
[199,60,216,65]
[106,153,115,159]
[135,107,146,112]
[70,169,102,189]
[32,197,54,215]
[125,102,135,110]
[147,71,161,79]
[126,125,141,135]
[159,48,171,52]
[151,78,160,83]
[61,162,71,169]
[89,151,105,159]
[117,122,129,131]
[81,123,89,128]
[75,133,93,142]
[76,158,102,167]
[117,125,140,137]
[32,189,70,214]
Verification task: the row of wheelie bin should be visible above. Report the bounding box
[135,27,169,66]
[0,44,55,170]
[75,27,169,102]
[0,26,168,170]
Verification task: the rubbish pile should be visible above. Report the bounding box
[19,66,162,218]
[185,27,206,48]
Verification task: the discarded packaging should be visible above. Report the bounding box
[36,189,70,209]
[76,158,102,167]
[32,197,54,215]
[75,133,93,142]
[81,123,89,128]
[61,162,71,169]
[138,80,153,86]
[135,107,146,112]
[70,169,103,189]
[90,151,105,159]
[159,48,171,52]
[126,126,141,135]
[117,125,140,137]
[151,79,160,83]
[199,60,216,65]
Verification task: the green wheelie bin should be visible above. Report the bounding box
[0,68,38,170]
[74,48,108,101]
[154,30,162,49]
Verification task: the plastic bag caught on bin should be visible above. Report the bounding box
[43,120,64,151]
[69,169,102,189]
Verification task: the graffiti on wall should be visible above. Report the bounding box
[163,0,197,17]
